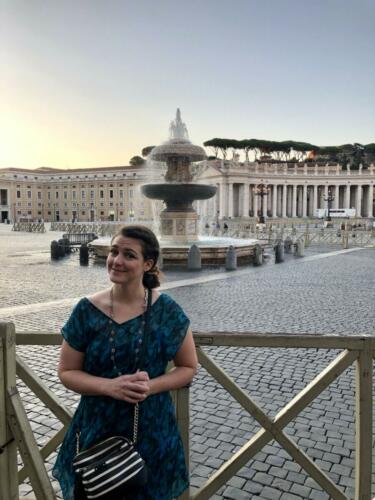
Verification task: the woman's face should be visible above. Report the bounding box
[107,235,153,286]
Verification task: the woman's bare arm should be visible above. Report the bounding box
[147,328,198,396]
[58,341,149,403]
[58,327,197,402]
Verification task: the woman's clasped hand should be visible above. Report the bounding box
[105,370,151,403]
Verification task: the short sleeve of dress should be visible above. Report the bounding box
[61,298,90,352]
[162,296,190,361]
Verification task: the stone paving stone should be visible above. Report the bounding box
[222,486,251,499]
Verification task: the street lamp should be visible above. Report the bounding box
[128,209,135,222]
[252,184,271,224]
[324,188,335,221]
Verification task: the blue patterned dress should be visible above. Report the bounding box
[52,293,190,500]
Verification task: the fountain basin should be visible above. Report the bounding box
[142,183,216,209]
[150,140,206,162]
[89,236,262,267]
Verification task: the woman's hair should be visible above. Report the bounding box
[111,225,161,289]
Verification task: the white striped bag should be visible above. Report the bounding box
[72,435,148,499]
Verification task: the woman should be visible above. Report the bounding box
[53,225,197,499]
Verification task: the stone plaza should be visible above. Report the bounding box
[0,223,374,499]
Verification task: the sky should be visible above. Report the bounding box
[1,0,374,169]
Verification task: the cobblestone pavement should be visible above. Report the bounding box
[0,224,375,499]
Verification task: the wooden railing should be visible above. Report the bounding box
[1,324,374,500]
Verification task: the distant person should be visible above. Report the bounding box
[53,225,197,499]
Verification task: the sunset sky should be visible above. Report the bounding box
[1,0,374,169]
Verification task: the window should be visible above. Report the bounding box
[48,192,51,200]
[109,190,114,198]
[119,190,123,199]
[90,190,94,199]
[100,190,104,198]
[55,192,59,199]
[27,191,32,199]
[16,191,21,198]
[129,189,133,198]
[81,190,86,198]
[72,191,76,200]
[38,191,42,199]
[64,191,67,200]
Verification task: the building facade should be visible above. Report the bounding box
[196,160,375,221]
[0,165,161,223]
[1,160,374,224]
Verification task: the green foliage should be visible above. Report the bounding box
[141,146,156,157]
[364,143,375,153]
[203,137,373,166]
[129,155,145,166]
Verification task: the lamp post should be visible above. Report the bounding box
[215,209,220,229]
[128,209,135,223]
[324,188,335,222]
[252,184,270,224]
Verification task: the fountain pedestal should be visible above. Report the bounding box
[160,210,199,243]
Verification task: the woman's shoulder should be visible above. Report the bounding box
[156,293,187,316]
[86,289,110,310]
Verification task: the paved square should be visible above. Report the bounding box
[0,224,374,499]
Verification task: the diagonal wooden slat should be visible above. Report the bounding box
[18,426,67,485]
[194,347,349,500]
[16,355,72,426]
[193,349,358,499]
[7,389,56,499]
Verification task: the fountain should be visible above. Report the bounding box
[90,110,260,266]
[142,108,216,242]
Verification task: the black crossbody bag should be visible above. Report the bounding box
[72,289,152,500]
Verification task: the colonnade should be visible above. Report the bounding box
[199,182,375,219]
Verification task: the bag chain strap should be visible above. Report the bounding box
[75,287,151,453]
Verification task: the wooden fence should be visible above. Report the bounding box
[0,323,374,500]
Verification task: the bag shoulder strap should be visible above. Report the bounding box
[137,288,152,372]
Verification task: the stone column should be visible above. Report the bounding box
[219,183,226,218]
[282,184,287,218]
[228,183,233,218]
[262,193,268,218]
[345,185,351,209]
[356,185,362,217]
[324,185,329,214]
[242,183,250,217]
[292,185,297,217]
[367,184,374,218]
[272,184,278,217]
[313,185,318,214]
[253,188,258,218]
[334,185,339,209]
[302,184,307,217]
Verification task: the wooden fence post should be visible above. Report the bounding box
[355,339,373,500]
[0,322,18,500]
[0,322,56,500]
[175,386,190,500]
